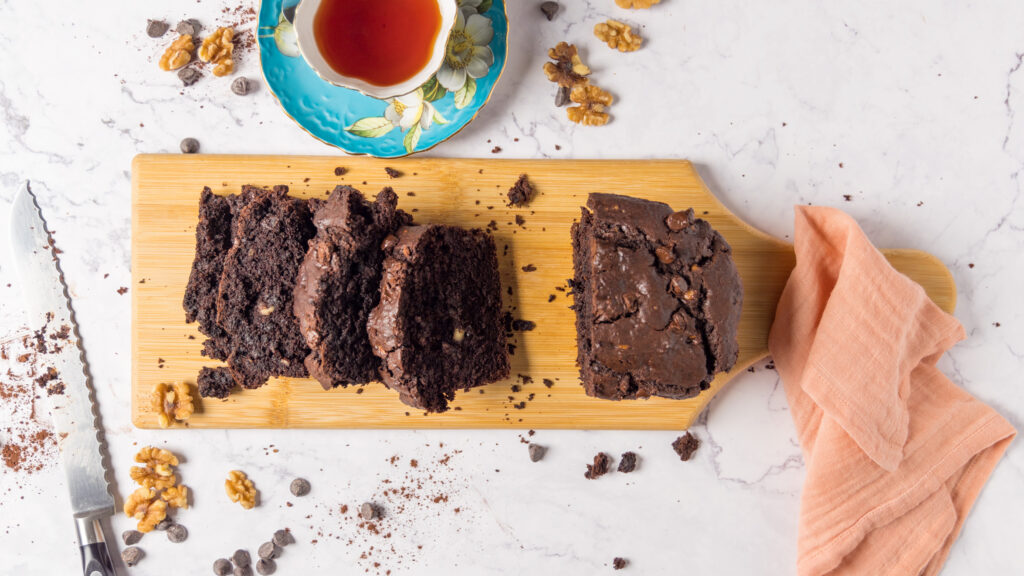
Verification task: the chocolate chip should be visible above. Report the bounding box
[555,85,571,107]
[528,443,546,462]
[618,451,637,473]
[540,1,560,21]
[232,549,252,567]
[613,557,628,570]
[258,541,280,560]
[122,529,143,546]
[669,276,688,298]
[180,137,200,154]
[256,558,277,575]
[655,245,675,264]
[671,432,700,461]
[665,209,693,232]
[234,566,253,576]
[359,502,377,520]
[381,234,399,252]
[273,529,295,547]
[178,66,202,87]
[214,558,233,576]
[146,19,169,38]
[289,478,311,497]
[154,517,173,531]
[122,546,144,567]
[166,523,188,543]
[176,19,201,36]
[384,167,402,178]
[231,77,253,96]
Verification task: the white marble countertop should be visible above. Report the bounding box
[1,1,1022,574]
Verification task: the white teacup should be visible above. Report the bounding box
[294,0,458,100]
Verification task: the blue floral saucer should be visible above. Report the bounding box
[258,0,508,158]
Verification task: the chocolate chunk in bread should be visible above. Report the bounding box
[216,186,317,389]
[570,193,742,400]
[367,225,509,412]
[294,186,411,389]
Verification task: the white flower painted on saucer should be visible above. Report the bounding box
[435,9,494,92]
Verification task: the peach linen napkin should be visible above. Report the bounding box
[768,206,1016,576]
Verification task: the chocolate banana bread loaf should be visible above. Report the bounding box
[294,186,412,389]
[570,193,743,401]
[367,225,509,412]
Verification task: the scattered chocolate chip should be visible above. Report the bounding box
[359,502,377,520]
[155,517,174,531]
[273,529,295,547]
[290,477,311,497]
[214,558,233,576]
[258,541,280,560]
[511,319,536,331]
[176,19,201,36]
[618,451,637,473]
[334,166,347,176]
[256,558,277,575]
[672,432,700,462]
[122,546,144,567]
[384,167,402,178]
[528,443,547,462]
[613,557,628,570]
[146,19,169,38]
[166,523,188,543]
[122,529,143,546]
[234,566,254,576]
[540,1,560,20]
[178,66,202,87]
[507,174,535,206]
[555,85,571,107]
[180,137,200,154]
[231,77,253,96]
[232,549,252,567]
[585,452,612,479]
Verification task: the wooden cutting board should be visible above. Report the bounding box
[131,155,956,430]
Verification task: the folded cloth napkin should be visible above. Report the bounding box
[768,206,1016,576]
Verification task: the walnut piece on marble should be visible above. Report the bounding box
[225,470,257,509]
[198,27,236,77]
[131,446,179,490]
[594,20,643,52]
[543,42,591,89]
[615,0,661,8]
[567,85,614,126]
[159,34,194,71]
[124,488,169,533]
[161,484,190,509]
[151,381,194,428]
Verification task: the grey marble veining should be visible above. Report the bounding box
[0,1,1022,574]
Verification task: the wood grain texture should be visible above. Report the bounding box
[131,155,956,430]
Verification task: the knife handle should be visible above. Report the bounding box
[75,516,114,576]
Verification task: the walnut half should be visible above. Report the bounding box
[543,42,591,89]
[159,34,194,71]
[151,381,194,428]
[161,485,190,509]
[225,470,257,509]
[124,488,168,533]
[568,85,614,126]
[198,27,236,77]
[130,446,179,490]
[594,20,644,52]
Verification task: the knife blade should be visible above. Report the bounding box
[9,182,115,576]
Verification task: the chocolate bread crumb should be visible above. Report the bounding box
[584,452,611,479]
[613,557,628,570]
[671,432,700,461]
[617,452,637,473]
[197,366,235,399]
[507,174,535,207]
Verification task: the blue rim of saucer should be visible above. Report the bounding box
[257,0,508,158]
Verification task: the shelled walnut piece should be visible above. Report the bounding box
[198,27,235,76]
[159,34,194,71]
[615,0,661,8]
[225,470,257,509]
[151,381,194,428]
[568,85,614,126]
[124,488,168,533]
[594,20,643,52]
[543,42,591,88]
[161,485,190,509]
[131,446,179,490]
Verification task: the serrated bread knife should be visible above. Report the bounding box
[9,183,115,576]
